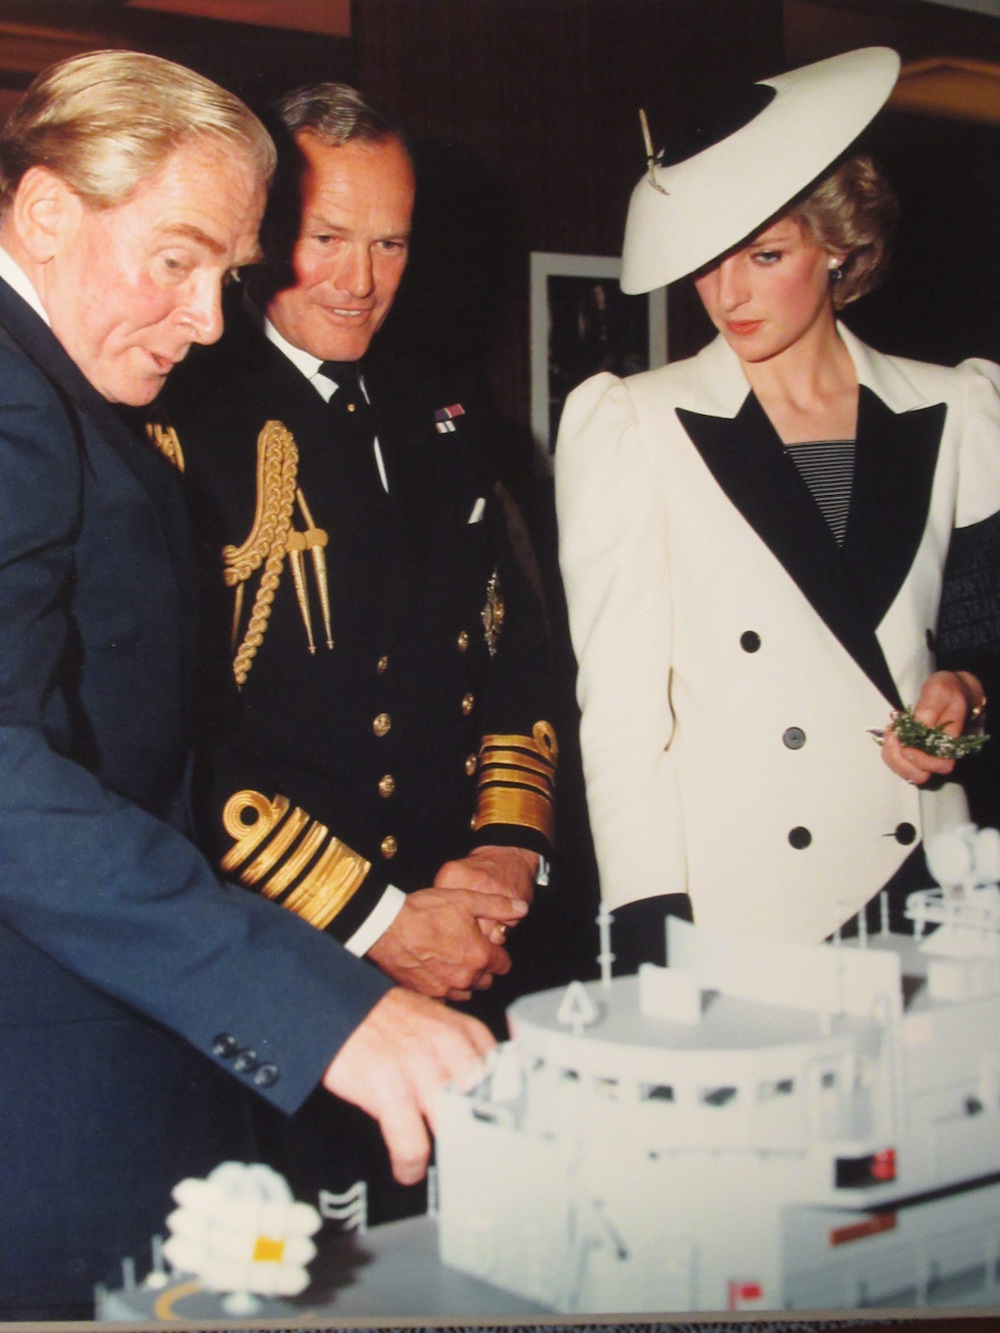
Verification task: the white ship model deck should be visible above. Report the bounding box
[436,825,1000,1314]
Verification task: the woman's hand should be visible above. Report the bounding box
[880,670,985,784]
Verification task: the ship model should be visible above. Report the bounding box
[435,824,1000,1313]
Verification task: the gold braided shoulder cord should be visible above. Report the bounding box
[224,420,299,687]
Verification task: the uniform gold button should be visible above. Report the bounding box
[380,835,398,859]
[378,774,395,798]
[373,712,391,736]
[376,655,389,674]
[461,692,475,715]
[465,753,477,776]
[457,630,469,652]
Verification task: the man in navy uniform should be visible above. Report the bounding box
[0,52,493,1319]
[161,84,556,1213]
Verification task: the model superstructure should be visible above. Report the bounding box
[436,824,1000,1313]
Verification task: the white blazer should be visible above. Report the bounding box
[556,327,1000,943]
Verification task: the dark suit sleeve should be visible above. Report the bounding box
[0,354,391,1115]
[469,478,558,859]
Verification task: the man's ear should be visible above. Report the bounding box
[12,166,80,263]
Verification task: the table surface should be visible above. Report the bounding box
[95,1213,552,1322]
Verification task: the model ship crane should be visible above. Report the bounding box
[436,824,1000,1314]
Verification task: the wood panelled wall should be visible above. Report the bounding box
[3,0,995,424]
[354,0,785,427]
[0,2,355,116]
[786,0,1000,67]
[784,0,1000,369]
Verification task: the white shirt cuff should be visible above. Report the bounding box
[343,884,407,957]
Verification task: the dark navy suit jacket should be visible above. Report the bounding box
[0,276,391,1313]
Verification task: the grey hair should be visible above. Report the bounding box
[251,82,411,282]
[275,82,405,151]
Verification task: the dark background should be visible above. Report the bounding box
[3,0,998,407]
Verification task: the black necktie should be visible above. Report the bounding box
[320,361,373,435]
[318,361,388,513]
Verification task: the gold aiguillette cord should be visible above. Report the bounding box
[294,489,334,651]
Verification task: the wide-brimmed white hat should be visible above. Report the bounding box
[620,47,900,294]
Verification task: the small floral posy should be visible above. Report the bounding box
[875,705,990,759]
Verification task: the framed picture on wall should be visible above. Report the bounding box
[530,250,667,468]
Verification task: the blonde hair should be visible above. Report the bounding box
[0,49,275,216]
[790,155,898,309]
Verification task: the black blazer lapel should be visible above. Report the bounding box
[677,393,903,707]
[842,386,944,629]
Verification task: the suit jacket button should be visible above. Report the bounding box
[378,774,395,798]
[376,655,389,674]
[788,826,812,849]
[783,727,806,750]
[895,822,917,845]
[457,630,469,652]
[233,1048,258,1073]
[373,712,391,736]
[461,692,475,715]
[212,1033,238,1059]
[381,835,398,859]
[465,753,478,776]
[740,631,761,653]
[254,1064,279,1089]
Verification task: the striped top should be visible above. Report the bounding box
[785,439,856,546]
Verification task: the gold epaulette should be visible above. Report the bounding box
[221,789,370,931]
[472,721,558,843]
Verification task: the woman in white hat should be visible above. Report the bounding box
[556,48,1000,966]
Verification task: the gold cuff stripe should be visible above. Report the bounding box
[262,820,328,896]
[474,724,558,841]
[243,806,310,888]
[219,789,370,930]
[478,767,552,798]
[472,786,554,842]
[478,749,556,782]
[480,722,558,765]
[281,839,371,930]
[220,791,290,872]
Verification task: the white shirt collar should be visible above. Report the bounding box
[248,301,341,403]
[243,293,363,404]
[0,244,50,326]
[262,312,324,381]
[250,295,384,487]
